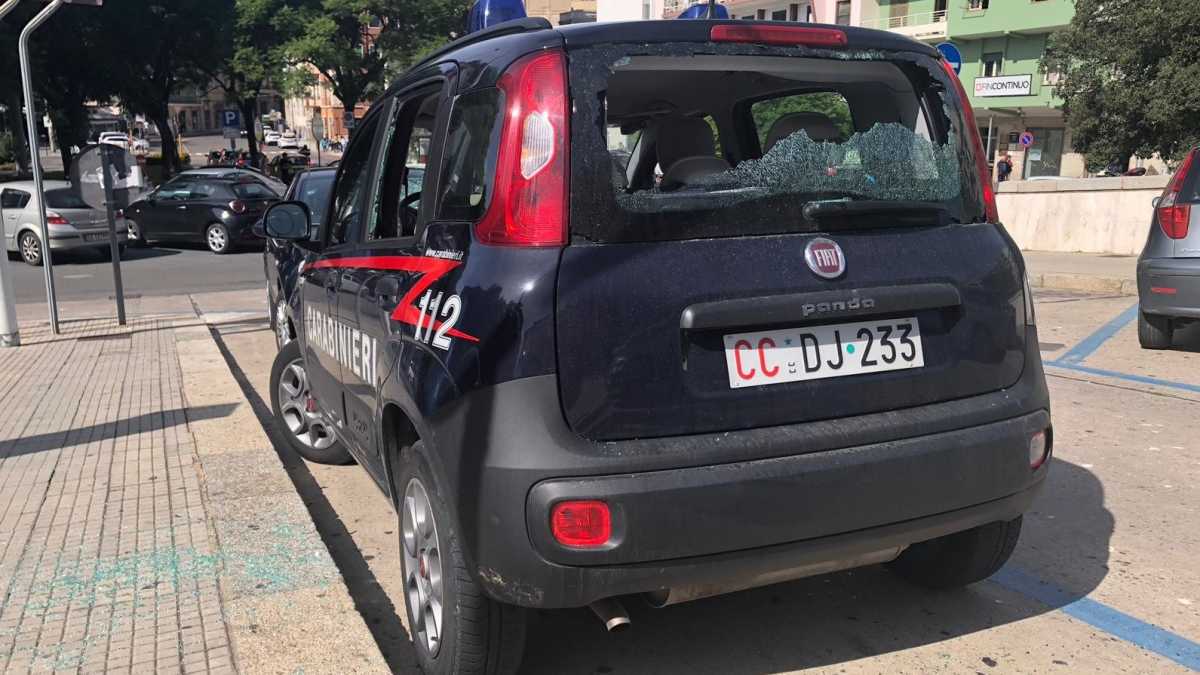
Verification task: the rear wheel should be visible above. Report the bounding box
[1138,311,1173,349]
[205,223,231,254]
[398,442,527,675]
[887,517,1022,589]
[269,340,352,464]
[18,231,42,266]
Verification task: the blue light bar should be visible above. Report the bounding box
[678,3,730,19]
[467,0,528,33]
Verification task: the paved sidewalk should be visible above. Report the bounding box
[1024,250,1138,296]
[0,304,388,673]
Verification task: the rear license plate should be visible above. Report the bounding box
[83,233,108,242]
[723,317,924,388]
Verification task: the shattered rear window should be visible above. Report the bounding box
[569,47,983,243]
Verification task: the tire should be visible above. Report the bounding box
[205,223,231,254]
[18,231,42,266]
[126,219,146,247]
[1138,311,1173,350]
[397,442,527,675]
[887,517,1022,590]
[269,340,353,465]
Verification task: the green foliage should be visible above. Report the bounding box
[750,93,854,147]
[287,0,469,111]
[1043,0,1200,167]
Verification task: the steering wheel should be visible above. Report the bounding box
[399,191,422,235]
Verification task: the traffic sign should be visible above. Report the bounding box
[221,109,242,140]
[936,42,962,75]
[311,115,325,141]
[1019,131,1035,147]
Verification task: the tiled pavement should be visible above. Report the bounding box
[0,318,233,673]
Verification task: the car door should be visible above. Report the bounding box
[1,189,31,252]
[142,179,193,238]
[337,77,449,471]
[299,104,391,437]
[179,180,227,240]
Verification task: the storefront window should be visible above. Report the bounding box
[1024,127,1065,178]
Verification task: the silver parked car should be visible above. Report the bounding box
[2,180,125,266]
[1137,147,1199,348]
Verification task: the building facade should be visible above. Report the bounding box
[168,86,284,137]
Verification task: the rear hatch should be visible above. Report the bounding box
[230,180,280,216]
[46,188,110,237]
[556,25,1026,441]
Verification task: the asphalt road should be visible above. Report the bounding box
[4,243,265,305]
[193,285,1200,674]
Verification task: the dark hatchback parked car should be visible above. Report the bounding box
[125,175,281,253]
[263,17,1051,675]
[1137,147,1199,348]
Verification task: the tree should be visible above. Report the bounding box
[286,0,467,118]
[1043,0,1200,170]
[210,0,304,165]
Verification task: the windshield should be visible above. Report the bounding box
[569,48,981,243]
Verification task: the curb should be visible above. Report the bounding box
[1030,272,1137,297]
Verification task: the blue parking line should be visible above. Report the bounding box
[993,567,1200,671]
[1048,362,1200,395]
[1054,303,1140,365]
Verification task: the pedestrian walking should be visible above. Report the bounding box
[997,152,1013,182]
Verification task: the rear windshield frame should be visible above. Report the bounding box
[567,42,985,244]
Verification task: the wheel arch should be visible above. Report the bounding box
[381,401,421,509]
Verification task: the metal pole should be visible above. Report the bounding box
[0,0,24,346]
[99,147,125,325]
[20,0,64,334]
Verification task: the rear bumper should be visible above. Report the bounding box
[46,229,121,251]
[432,329,1051,608]
[1138,257,1200,318]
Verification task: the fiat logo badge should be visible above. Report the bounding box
[805,238,845,279]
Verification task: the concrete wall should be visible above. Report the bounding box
[998,175,1169,255]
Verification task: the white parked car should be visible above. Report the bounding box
[1,180,125,266]
[97,132,149,154]
[264,130,281,146]
[278,132,301,149]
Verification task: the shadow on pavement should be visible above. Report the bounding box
[521,459,1112,674]
[0,403,237,458]
[204,326,414,673]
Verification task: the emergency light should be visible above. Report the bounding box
[467,0,528,33]
[678,2,730,19]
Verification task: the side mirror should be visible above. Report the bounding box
[1152,196,1162,208]
[252,219,266,238]
[264,201,311,240]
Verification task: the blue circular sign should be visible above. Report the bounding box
[1019,131,1035,147]
[936,42,962,75]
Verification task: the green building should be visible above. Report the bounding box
[859,0,1084,179]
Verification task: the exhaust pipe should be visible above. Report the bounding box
[588,597,631,632]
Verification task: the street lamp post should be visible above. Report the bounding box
[0,0,23,347]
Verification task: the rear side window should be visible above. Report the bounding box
[1,189,30,209]
[436,88,501,221]
[45,188,90,209]
[569,47,980,243]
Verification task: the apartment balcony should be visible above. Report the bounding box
[864,10,948,42]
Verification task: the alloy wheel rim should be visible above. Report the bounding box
[20,234,39,263]
[402,478,443,657]
[276,359,334,450]
[208,226,227,251]
[127,220,140,241]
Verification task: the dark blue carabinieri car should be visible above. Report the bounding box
[262,15,1052,675]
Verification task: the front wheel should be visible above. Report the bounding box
[126,219,146,247]
[205,223,231,254]
[887,517,1022,589]
[269,340,352,464]
[398,443,527,675]
[18,231,42,266]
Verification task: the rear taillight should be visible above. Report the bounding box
[114,209,124,219]
[550,500,611,548]
[46,212,69,225]
[710,24,847,47]
[475,49,569,247]
[228,200,247,214]
[940,60,999,224]
[1158,150,1196,239]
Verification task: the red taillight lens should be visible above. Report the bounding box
[550,500,611,548]
[114,209,124,219]
[229,200,247,214]
[46,212,69,225]
[476,49,569,247]
[1158,150,1195,239]
[940,60,999,224]
[710,24,847,47]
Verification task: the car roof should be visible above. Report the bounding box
[0,180,71,192]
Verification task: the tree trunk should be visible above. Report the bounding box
[150,106,179,177]
[5,90,30,174]
[239,97,259,164]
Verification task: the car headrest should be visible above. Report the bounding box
[764,112,842,152]
[656,117,717,170]
[660,156,731,192]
